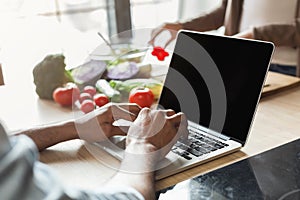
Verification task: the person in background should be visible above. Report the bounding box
[0,103,188,200]
[149,0,300,77]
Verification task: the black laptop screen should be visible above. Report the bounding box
[158,31,273,144]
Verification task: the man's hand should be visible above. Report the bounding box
[76,103,141,142]
[16,103,141,151]
[125,108,188,165]
[148,23,183,48]
[107,108,188,200]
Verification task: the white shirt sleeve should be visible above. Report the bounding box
[0,122,144,200]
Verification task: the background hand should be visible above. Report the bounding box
[148,23,183,48]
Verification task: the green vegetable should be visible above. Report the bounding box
[33,54,73,99]
[109,78,163,99]
[95,79,121,102]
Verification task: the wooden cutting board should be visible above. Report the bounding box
[0,64,4,86]
[262,72,300,98]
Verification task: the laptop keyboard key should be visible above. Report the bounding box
[187,148,203,157]
[174,125,230,160]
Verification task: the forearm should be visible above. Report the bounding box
[108,168,155,200]
[253,22,300,46]
[11,103,139,151]
[14,120,79,151]
[107,144,158,200]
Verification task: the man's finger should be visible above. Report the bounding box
[178,123,189,145]
[164,37,175,49]
[167,112,186,125]
[149,28,166,46]
[164,109,176,117]
[136,107,151,120]
[115,103,141,116]
[111,126,129,136]
[111,104,141,122]
[151,27,165,39]
[168,113,188,147]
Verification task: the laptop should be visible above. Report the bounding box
[94,30,274,180]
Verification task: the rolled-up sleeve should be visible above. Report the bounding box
[253,19,300,47]
[0,132,144,200]
[181,0,228,32]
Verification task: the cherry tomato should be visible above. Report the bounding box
[129,87,154,108]
[83,85,97,97]
[80,99,95,113]
[53,83,80,106]
[93,93,109,107]
[79,92,92,104]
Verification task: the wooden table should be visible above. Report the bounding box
[50,83,300,191]
[1,70,299,191]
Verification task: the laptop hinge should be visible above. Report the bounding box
[207,129,230,141]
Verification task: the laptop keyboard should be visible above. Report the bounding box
[171,126,229,160]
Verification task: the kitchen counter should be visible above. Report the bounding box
[159,138,300,199]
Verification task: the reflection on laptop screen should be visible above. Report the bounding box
[158,31,273,144]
